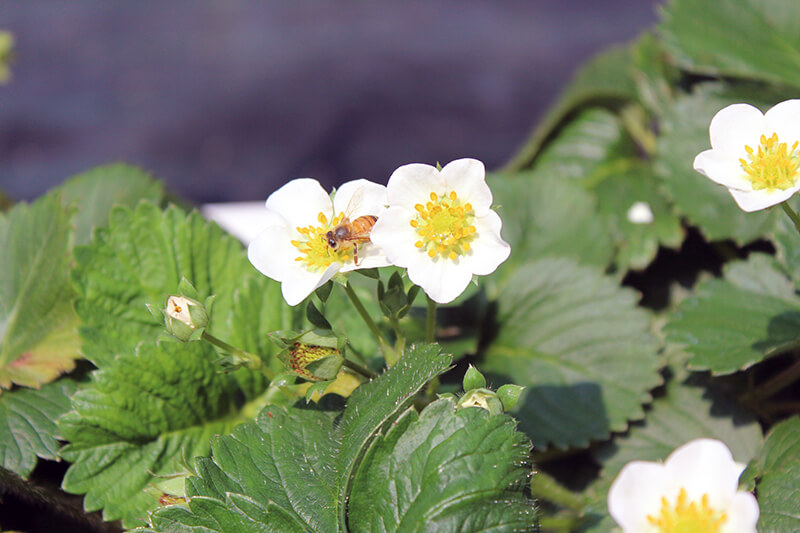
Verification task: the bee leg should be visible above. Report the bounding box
[354,243,360,266]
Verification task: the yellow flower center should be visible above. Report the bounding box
[647,488,727,533]
[740,132,800,191]
[411,191,476,261]
[290,212,352,271]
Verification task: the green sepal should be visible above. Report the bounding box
[305,380,335,401]
[306,300,332,330]
[354,267,380,280]
[462,364,486,391]
[315,281,333,302]
[457,388,504,415]
[497,384,525,412]
[176,277,200,300]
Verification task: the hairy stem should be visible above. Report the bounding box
[344,281,398,366]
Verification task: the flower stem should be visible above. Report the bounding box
[344,281,398,366]
[780,202,800,234]
[528,471,587,512]
[745,357,800,402]
[426,295,437,344]
[342,358,378,380]
[201,331,275,380]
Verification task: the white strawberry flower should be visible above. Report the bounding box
[608,439,759,533]
[369,158,510,304]
[694,99,800,212]
[248,178,389,306]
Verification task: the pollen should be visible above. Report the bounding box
[292,211,352,271]
[740,132,800,191]
[411,189,476,262]
[646,488,727,533]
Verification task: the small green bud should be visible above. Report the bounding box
[462,364,486,391]
[163,295,209,342]
[497,384,525,412]
[457,388,504,415]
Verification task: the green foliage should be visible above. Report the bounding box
[482,258,662,449]
[752,417,800,532]
[0,195,81,390]
[0,379,78,478]
[660,0,800,88]
[145,345,532,532]
[666,253,800,374]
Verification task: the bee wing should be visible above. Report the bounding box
[340,185,366,220]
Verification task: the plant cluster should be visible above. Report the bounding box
[2,0,800,531]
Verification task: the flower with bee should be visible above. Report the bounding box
[248,178,389,306]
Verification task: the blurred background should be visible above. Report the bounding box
[0,1,659,204]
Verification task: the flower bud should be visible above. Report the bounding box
[457,388,504,415]
[163,295,208,342]
[284,342,344,381]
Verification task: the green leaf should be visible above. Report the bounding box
[0,195,81,390]
[665,253,800,374]
[659,0,800,88]
[72,202,264,368]
[753,417,800,532]
[63,203,289,526]
[482,258,662,449]
[147,344,470,532]
[59,341,259,528]
[348,399,534,532]
[581,362,762,531]
[654,84,791,243]
[769,199,800,288]
[490,173,614,279]
[49,163,164,245]
[0,378,78,478]
[505,45,638,171]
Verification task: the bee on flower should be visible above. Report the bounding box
[248,178,390,306]
[369,158,511,304]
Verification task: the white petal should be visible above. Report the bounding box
[407,255,473,304]
[662,439,743,509]
[765,99,800,146]
[339,242,392,271]
[694,149,753,191]
[369,206,421,268]
[627,202,654,224]
[458,211,510,276]
[386,163,445,207]
[440,158,493,216]
[332,179,387,218]
[608,461,670,532]
[729,185,800,212]
[281,263,340,306]
[265,178,333,231]
[724,491,759,533]
[201,202,275,245]
[247,225,299,282]
[709,103,765,156]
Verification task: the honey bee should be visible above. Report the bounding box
[326,187,378,266]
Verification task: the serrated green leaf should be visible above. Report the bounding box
[753,417,800,532]
[654,84,792,243]
[659,0,800,88]
[349,399,534,532]
[0,195,81,390]
[665,253,800,374]
[49,163,164,245]
[505,45,638,171]
[0,378,77,478]
[60,341,260,527]
[630,32,678,117]
[482,258,662,450]
[490,173,613,279]
[581,366,762,531]
[147,344,456,532]
[72,202,265,368]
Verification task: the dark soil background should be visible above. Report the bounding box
[1,1,659,205]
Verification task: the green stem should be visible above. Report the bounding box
[201,331,275,380]
[389,316,407,358]
[538,515,581,533]
[780,202,800,234]
[342,358,378,380]
[745,357,800,402]
[529,471,587,512]
[426,295,437,344]
[344,281,398,366]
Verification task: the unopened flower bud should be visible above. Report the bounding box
[457,388,504,415]
[163,295,208,342]
[285,342,344,381]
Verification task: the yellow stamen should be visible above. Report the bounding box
[646,488,727,533]
[411,189,477,262]
[292,212,354,271]
[740,132,800,191]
